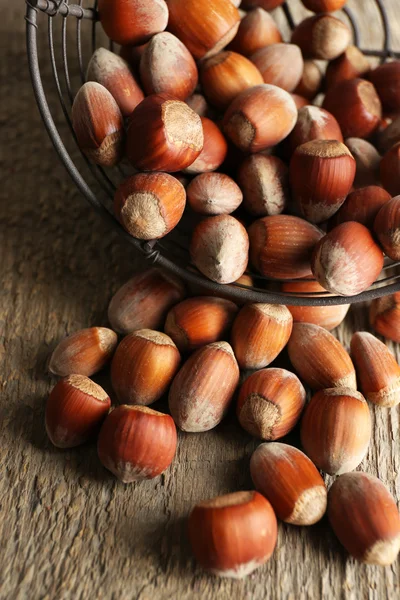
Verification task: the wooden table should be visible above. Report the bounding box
[2,1,400,598]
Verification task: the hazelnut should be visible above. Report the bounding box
[250,443,327,525]
[126,94,203,172]
[188,491,277,578]
[377,115,400,154]
[351,331,400,408]
[200,51,263,110]
[97,405,177,482]
[287,106,343,155]
[86,48,144,117]
[237,368,305,440]
[282,280,350,330]
[228,8,282,57]
[290,140,355,223]
[46,375,111,448]
[223,84,297,153]
[380,142,400,197]
[250,44,304,93]
[241,0,285,9]
[71,82,124,167]
[114,172,186,240]
[164,296,238,352]
[369,293,400,343]
[287,322,357,391]
[293,60,323,101]
[291,14,351,61]
[325,46,371,91]
[237,154,289,217]
[375,196,400,260]
[108,268,186,335]
[301,0,347,10]
[190,215,249,284]
[332,185,390,230]
[184,118,228,175]
[139,32,198,100]
[368,61,400,112]
[248,214,323,279]
[291,94,310,110]
[98,0,169,46]
[48,327,117,377]
[231,303,293,369]
[110,329,181,406]
[328,472,400,565]
[323,78,382,139]
[168,341,239,432]
[187,172,243,215]
[166,0,240,60]
[312,222,384,296]
[300,387,371,475]
[345,137,381,187]
[186,94,212,118]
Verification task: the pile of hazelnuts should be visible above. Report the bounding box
[52,0,400,579]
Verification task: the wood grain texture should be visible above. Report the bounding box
[1,1,400,598]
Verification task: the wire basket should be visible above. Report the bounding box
[25,0,400,307]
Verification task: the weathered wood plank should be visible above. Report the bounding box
[1,1,400,598]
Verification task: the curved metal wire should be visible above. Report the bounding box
[25,0,400,306]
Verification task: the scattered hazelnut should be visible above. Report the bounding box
[201,51,263,110]
[98,0,169,46]
[97,405,177,482]
[164,296,238,352]
[190,215,249,284]
[139,32,198,100]
[345,137,381,187]
[237,154,289,216]
[290,140,355,223]
[291,14,351,61]
[48,327,117,377]
[368,61,400,112]
[223,84,297,152]
[126,94,204,172]
[228,8,282,57]
[250,44,304,93]
[46,375,111,448]
[377,115,400,154]
[369,293,400,343]
[323,78,382,139]
[187,172,243,215]
[287,106,343,155]
[237,368,305,440]
[231,303,293,369]
[300,387,371,475]
[330,186,391,230]
[114,172,186,240]
[71,82,124,167]
[282,280,350,330]
[108,268,186,335]
[184,117,228,175]
[110,329,181,405]
[312,222,384,296]
[374,196,400,260]
[293,60,323,101]
[301,0,347,10]
[351,331,400,407]
[287,322,357,391]
[248,215,323,279]
[325,46,371,90]
[328,472,400,565]
[380,142,400,197]
[86,48,144,117]
[188,491,277,578]
[168,341,239,432]
[250,443,327,525]
[166,0,240,60]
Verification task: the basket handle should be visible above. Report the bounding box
[27,0,96,20]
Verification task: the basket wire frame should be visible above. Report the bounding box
[25,0,400,306]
